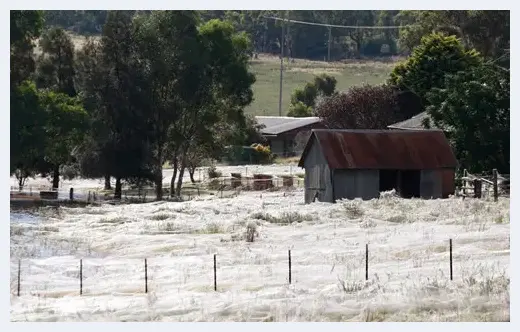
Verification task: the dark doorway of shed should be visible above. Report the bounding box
[399,170,421,198]
[379,170,398,193]
[379,169,421,198]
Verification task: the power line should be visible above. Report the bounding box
[263,16,419,30]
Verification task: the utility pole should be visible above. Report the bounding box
[327,26,332,62]
[278,13,287,117]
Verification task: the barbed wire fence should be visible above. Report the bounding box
[11,238,473,298]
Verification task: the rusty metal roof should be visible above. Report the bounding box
[298,129,457,169]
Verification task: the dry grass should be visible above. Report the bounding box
[249,55,396,115]
[273,156,301,165]
[250,211,313,225]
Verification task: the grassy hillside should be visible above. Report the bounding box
[57,34,398,116]
[248,54,397,116]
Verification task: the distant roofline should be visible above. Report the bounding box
[256,116,322,136]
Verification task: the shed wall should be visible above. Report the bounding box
[333,169,379,200]
[420,169,442,199]
[269,139,285,156]
[440,169,455,198]
[303,139,333,203]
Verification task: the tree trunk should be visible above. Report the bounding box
[52,165,60,190]
[155,149,163,201]
[114,177,122,200]
[170,157,178,198]
[18,176,24,191]
[155,171,163,201]
[175,164,186,197]
[104,175,111,190]
[188,167,196,183]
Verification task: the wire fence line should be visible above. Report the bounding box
[10,174,306,205]
[11,238,472,297]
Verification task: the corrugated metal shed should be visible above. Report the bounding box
[255,116,321,135]
[298,129,458,170]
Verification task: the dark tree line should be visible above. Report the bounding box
[42,10,509,61]
[11,10,259,199]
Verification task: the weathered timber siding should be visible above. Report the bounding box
[420,169,442,199]
[303,138,333,203]
[333,169,380,200]
[440,169,455,198]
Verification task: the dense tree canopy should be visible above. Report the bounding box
[426,63,509,174]
[388,33,482,112]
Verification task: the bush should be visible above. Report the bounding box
[245,221,258,242]
[60,164,80,180]
[251,143,274,164]
[207,165,222,179]
[315,84,405,129]
[287,101,313,118]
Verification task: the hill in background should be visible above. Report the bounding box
[55,33,396,116]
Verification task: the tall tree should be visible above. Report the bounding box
[89,10,153,199]
[10,11,45,188]
[39,91,89,189]
[134,10,205,200]
[426,63,509,173]
[35,27,77,96]
[10,10,44,86]
[388,32,482,112]
[10,81,47,188]
[171,19,256,197]
[105,11,153,198]
[74,37,113,189]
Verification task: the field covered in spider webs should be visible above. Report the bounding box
[10,185,509,322]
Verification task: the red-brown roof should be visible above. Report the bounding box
[298,129,457,169]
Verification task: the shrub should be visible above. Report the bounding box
[250,211,312,225]
[315,84,406,130]
[245,221,258,242]
[207,165,221,179]
[60,164,80,180]
[287,101,313,117]
[251,143,274,164]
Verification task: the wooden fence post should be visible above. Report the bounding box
[144,258,148,293]
[288,250,292,284]
[449,239,453,281]
[213,254,217,291]
[365,244,369,281]
[473,179,482,199]
[462,169,467,196]
[80,259,83,295]
[17,259,21,297]
[493,169,498,202]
